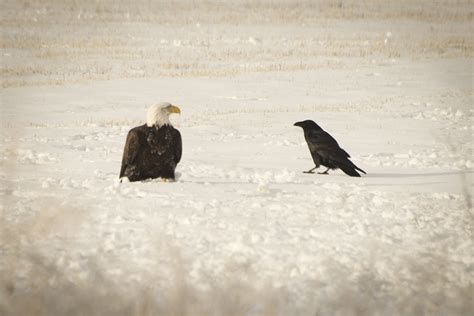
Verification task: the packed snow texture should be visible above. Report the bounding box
[1,1,473,315]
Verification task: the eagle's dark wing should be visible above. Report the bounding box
[174,129,182,164]
[119,129,141,178]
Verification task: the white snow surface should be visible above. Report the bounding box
[1,1,473,315]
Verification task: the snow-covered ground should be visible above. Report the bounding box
[1,1,473,315]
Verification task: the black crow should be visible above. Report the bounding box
[294,120,366,177]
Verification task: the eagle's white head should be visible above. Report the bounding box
[146,102,181,127]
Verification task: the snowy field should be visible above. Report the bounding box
[1,1,473,315]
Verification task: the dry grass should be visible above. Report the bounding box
[1,0,472,87]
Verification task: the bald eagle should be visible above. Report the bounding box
[119,102,182,182]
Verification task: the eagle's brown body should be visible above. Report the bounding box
[119,124,182,182]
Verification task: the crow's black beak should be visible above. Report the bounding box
[293,122,302,127]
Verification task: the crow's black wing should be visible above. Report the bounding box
[318,130,350,158]
[306,129,354,165]
[306,130,345,156]
[306,129,338,147]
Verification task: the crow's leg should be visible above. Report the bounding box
[318,168,330,175]
[303,166,318,174]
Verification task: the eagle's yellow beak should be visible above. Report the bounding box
[168,105,181,114]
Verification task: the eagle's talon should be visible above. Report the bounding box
[160,178,175,183]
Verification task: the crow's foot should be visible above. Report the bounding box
[317,168,330,175]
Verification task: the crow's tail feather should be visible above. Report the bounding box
[354,165,366,174]
[339,164,361,177]
[347,159,366,175]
